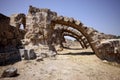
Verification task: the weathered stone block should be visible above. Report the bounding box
[1,67,18,77]
[24,49,37,60]
[97,39,120,62]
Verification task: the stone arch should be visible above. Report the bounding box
[63,32,85,48]
[51,16,100,56]
[61,28,90,49]
[54,24,90,49]
[23,6,120,62]
[53,24,89,49]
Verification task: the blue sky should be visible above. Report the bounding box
[0,0,120,36]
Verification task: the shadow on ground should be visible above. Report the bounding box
[63,47,83,50]
[59,52,95,55]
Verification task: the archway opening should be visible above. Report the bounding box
[63,35,82,49]
[20,24,24,30]
[64,36,76,41]
[51,18,99,53]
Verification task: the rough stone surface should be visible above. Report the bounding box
[97,39,120,63]
[22,6,57,58]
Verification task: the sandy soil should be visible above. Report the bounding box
[0,47,120,80]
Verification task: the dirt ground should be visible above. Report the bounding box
[0,46,120,80]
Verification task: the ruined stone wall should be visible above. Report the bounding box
[0,13,25,65]
[22,6,57,58]
[0,14,25,52]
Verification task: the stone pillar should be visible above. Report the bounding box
[23,6,57,59]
